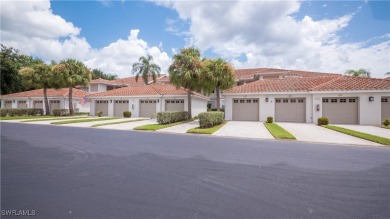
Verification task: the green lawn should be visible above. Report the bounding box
[0,115,55,120]
[264,123,296,140]
[92,119,148,127]
[51,117,120,125]
[383,126,390,129]
[187,121,227,134]
[134,120,190,131]
[323,125,390,146]
[22,116,89,122]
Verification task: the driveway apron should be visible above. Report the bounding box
[158,120,199,134]
[97,119,156,130]
[213,121,274,139]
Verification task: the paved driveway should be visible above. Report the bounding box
[213,121,274,139]
[334,125,390,139]
[60,118,140,128]
[23,117,93,125]
[277,123,381,146]
[158,120,199,134]
[97,119,156,130]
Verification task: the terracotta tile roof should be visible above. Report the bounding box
[112,75,167,86]
[87,83,208,99]
[225,75,390,93]
[0,88,88,98]
[90,78,113,84]
[234,68,340,80]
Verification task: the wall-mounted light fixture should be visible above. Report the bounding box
[369,96,374,102]
[13,100,15,103]
[132,104,134,109]
[110,100,112,103]
[265,97,269,102]
[157,99,159,103]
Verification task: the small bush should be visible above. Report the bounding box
[198,111,224,128]
[96,111,103,117]
[266,116,273,123]
[318,117,329,125]
[157,111,191,124]
[383,119,390,126]
[53,109,69,116]
[123,111,132,118]
[0,108,43,117]
[210,108,225,112]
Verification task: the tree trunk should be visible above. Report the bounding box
[69,86,73,115]
[216,86,221,111]
[187,89,192,118]
[43,87,50,115]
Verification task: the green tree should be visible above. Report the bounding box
[201,58,236,111]
[91,68,118,80]
[169,47,203,117]
[345,69,371,77]
[52,59,91,115]
[385,72,390,76]
[132,54,161,84]
[19,62,55,115]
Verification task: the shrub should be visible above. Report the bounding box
[123,111,132,118]
[96,111,103,117]
[383,119,390,126]
[157,111,190,124]
[198,111,224,128]
[266,116,273,123]
[0,108,43,117]
[53,109,69,116]
[318,117,329,125]
[210,108,225,112]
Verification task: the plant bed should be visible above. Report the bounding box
[92,119,147,127]
[323,125,390,146]
[51,117,120,125]
[22,116,90,122]
[264,123,296,140]
[0,115,55,121]
[187,121,227,135]
[134,120,191,131]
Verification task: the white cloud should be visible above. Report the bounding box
[1,0,171,78]
[158,0,389,78]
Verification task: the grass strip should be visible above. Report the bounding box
[187,121,228,135]
[51,117,120,125]
[323,125,390,146]
[0,115,55,120]
[134,120,191,131]
[383,126,390,129]
[22,116,90,122]
[264,123,296,140]
[92,119,148,127]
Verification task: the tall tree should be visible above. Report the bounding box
[345,69,371,77]
[385,72,390,76]
[201,58,236,111]
[52,59,91,115]
[91,68,118,80]
[169,47,203,117]
[19,62,55,115]
[132,54,161,84]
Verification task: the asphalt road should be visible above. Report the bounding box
[1,122,390,218]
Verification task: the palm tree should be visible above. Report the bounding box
[201,58,236,111]
[52,59,91,115]
[132,55,161,84]
[19,62,54,115]
[169,47,203,117]
[385,72,390,76]
[345,69,371,77]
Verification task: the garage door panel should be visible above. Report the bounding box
[382,97,390,121]
[275,98,305,123]
[18,101,28,109]
[95,100,108,116]
[114,100,129,117]
[33,100,43,109]
[322,98,358,124]
[140,100,157,118]
[232,99,259,121]
[50,100,61,114]
[165,99,184,111]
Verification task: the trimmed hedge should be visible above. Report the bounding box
[318,117,329,125]
[53,109,69,116]
[198,111,224,128]
[0,108,43,117]
[383,119,390,127]
[123,111,132,118]
[266,116,273,123]
[157,111,190,124]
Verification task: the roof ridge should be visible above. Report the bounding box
[309,75,343,91]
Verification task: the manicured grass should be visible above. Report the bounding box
[0,115,55,120]
[22,116,90,122]
[324,125,390,146]
[51,117,120,125]
[264,123,296,140]
[134,120,190,131]
[187,121,228,135]
[92,119,147,127]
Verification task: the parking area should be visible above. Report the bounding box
[334,124,389,139]
[213,121,274,139]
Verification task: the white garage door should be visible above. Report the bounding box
[232,98,259,121]
[275,98,306,123]
[18,100,27,109]
[165,99,184,111]
[33,100,43,109]
[322,97,358,124]
[140,100,157,118]
[4,100,12,109]
[50,100,61,114]
[95,100,108,116]
[114,100,129,117]
[381,97,390,121]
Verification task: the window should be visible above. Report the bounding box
[176,100,180,103]
[153,100,157,103]
[240,100,245,103]
[181,100,184,103]
[276,99,281,103]
[253,99,258,103]
[290,99,296,103]
[340,99,346,103]
[331,99,337,103]
[246,99,251,103]
[234,100,238,103]
[166,100,170,103]
[381,98,388,102]
[283,99,288,103]
[322,99,328,103]
[349,99,356,103]
[141,100,144,103]
[298,99,304,103]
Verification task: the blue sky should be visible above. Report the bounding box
[1,0,389,78]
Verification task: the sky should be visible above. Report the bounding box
[1,0,389,78]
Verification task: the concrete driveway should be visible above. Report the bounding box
[61,118,141,128]
[158,120,199,134]
[334,124,390,139]
[277,123,381,146]
[213,121,274,139]
[96,119,156,130]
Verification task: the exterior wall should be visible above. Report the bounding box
[191,97,208,117]
[98,84,107,92]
